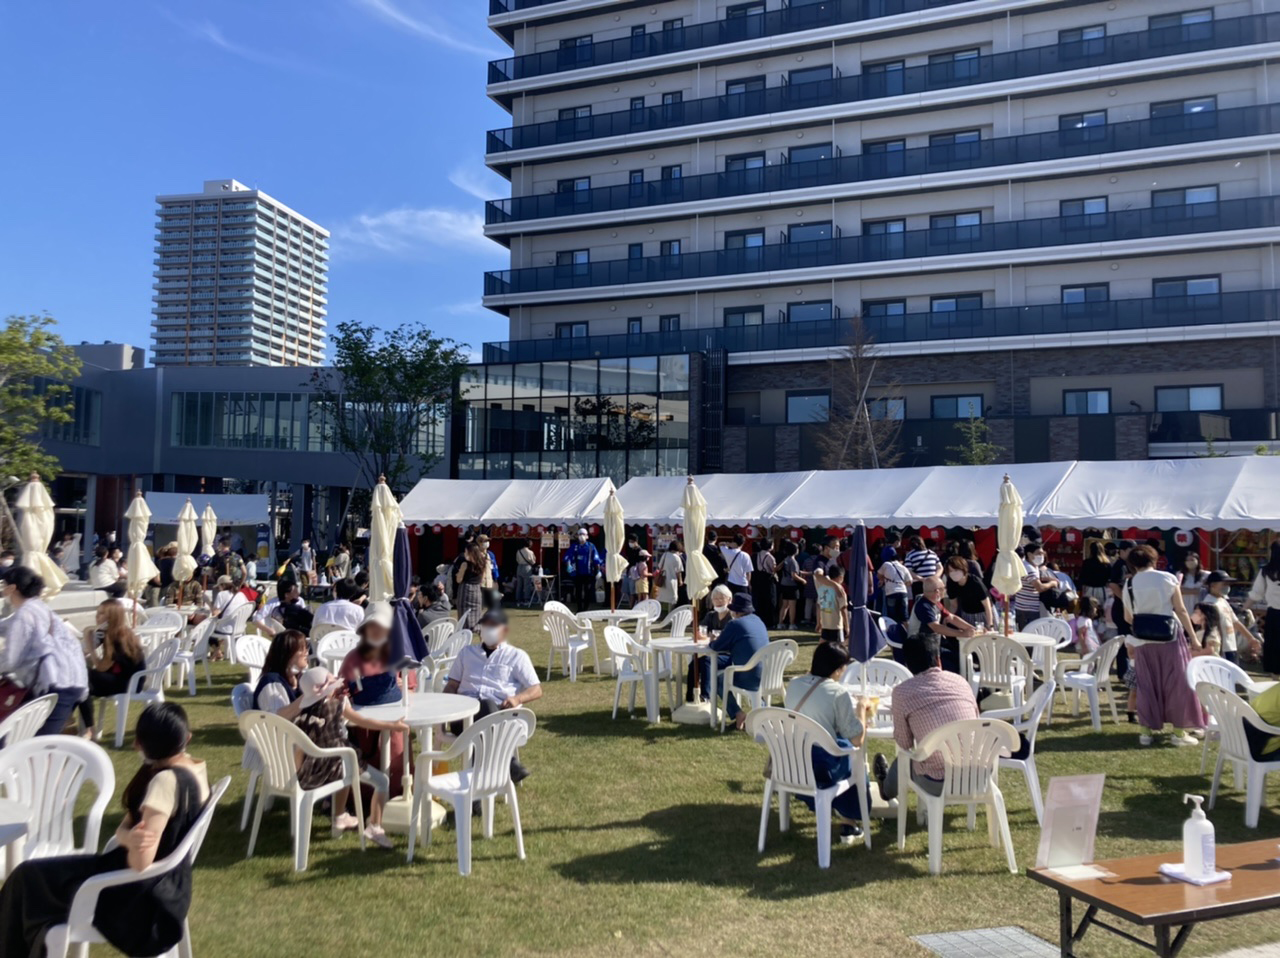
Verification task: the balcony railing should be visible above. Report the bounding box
[487,104,1280,225]
[485,195,1280,296]
[480,288,1280,363]
[1148,409,1279,444]
[489,0,978,83]
[486,13,1280,154]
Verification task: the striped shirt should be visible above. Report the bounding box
[1015,563,1054,613]
[904,549,941,580]
[891,667,980,780]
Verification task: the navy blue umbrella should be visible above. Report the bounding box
[847,523,885,664]
[388,525,428,664]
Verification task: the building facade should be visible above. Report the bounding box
[466,0,1280,479]
[152,179,329,367]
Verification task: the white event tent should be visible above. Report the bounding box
[399,477,616,527]
[144,492,268,526]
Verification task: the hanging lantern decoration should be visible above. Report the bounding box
[789,528,801,541]
[1174,530,1194,548]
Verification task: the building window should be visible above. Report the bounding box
[629,169,644,185]
[557,177,590,193]
[929,48,980,79]
[789,65,833,86]
[863,299,906,318]
[930,294,983,324]
[558,35,592,64]
[725,229,765,249]
[659,314,680,332]
[725,76,765,96]
[659,239,681,256]
[1060,110,1107,141]
[661,91,683,106]
[725,307,764,327]
[1152,185,1219,216]
[1151,96,1217,131]
[727,2,765,17]
[556,322,588,339]
[725,151,765,172]
[1156,385,1223,412]
[865,138,905,154]
[864,59,905,94]
[1061,284,1110,311]
[661,165,682,180]
[1153,275,1221,299]
[863,219,905,235]
[662,17,684,30]
[932,394,984,419]
[788,221,833,243]
[788,300,834,323]
[1064,389,1111,415]
[865,59,905,74]
[930,211,982,241]
[556,250,589,268]
[867,397,905,420]
[1150,9,1213,38]
[1060,24,1106,44]
[628,243,643,260]
[930,130,981,152]
[789,142,834,164]
[787,390,830,424]
[627,317,643,335]
[1060,196,1108,218]
[558,105,591,120]
[630,96,645,112]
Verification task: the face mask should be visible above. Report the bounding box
[481,626,503,647]
[0,559,11,569]
[712,603,728,613]
[1029,555,1045,567]
[289,663,305,676]
[948,571,964,583]
[366,635,388,649]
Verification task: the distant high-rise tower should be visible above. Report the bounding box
[151,179,328,366]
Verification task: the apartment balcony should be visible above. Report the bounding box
[489,0,982,84]
[481,288,1280,363]
[489,104,1280,227]
[484,195,1280,297]
[486,13,1280,155]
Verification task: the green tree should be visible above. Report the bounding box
[946,408,1001,466]
[0,314,82,479]
[309,321,469,498]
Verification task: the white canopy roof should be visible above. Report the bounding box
[607,472,814,525]
[399,477,616,526]
[145,492,268,526]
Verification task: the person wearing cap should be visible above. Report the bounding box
[443,608,541,782]
[630,549,652,605]
[564,528,602,613]
[292,666,407,849]
[700,592,770,731]
[314,577,367,634]
[1204,570,1262,663]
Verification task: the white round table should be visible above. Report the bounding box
[579,609,652,641]
[649,637,717,726]
[0,797,31,876]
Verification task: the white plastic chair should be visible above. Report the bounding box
[719,639,798,732]
[1188,655,1276,776]
[231,682,261,832]
[601,626,668,719]
[0,737,115,865]
[236,634,271,686]
[895,717,1019,875]
[666,606,694,639]
[424,618,457,657]
[308,620,343,645]
[746,707,872,867]
[174,617,217,696]
[840,658,911,691]
[141,609,186,635]
[1196,682,1280,828]
[961,634,1030,708]
[240,710,366,871]
[42,776,231,958]
[1053,636,1122,731]
[316,630,360,672]
[99,639,180,748]
[0,693,58,747]
[1021,616,1073,677]
[982,680,1056,824]
[653,603,693,634]
[408,707,536,874]
[214,601,256,664]
[632,597,662,624]
[542,609,596,681]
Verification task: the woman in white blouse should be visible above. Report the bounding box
[1247,541,1280,675]
[87,545,120,589]
[0,566,89,735]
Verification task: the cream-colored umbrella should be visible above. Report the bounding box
[174,498,199,584]
[125,491,159,601]
[15,473,68,596]
[368,476,401,604]
[681,478,716,605]
[991,474,1026,635]
[603,491,628,610]
[200,502,218,560]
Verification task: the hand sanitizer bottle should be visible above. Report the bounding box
[1182,794,1215,879]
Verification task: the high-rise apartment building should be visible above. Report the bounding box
[462,1,1280,480]
[152,179,329,367]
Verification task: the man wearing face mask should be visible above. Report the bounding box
[564,528,602,613]
[444,608,542,783]
[0,550,14,571]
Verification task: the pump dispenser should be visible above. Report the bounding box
[1182,794,1216,879]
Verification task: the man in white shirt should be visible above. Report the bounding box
[313,577,366,633]
[444,607,542,782]
[253,579,309,633]
[720,533,754,595]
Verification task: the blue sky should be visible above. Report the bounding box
[0,0,513,359]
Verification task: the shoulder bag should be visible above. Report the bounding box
[1127,580,1177,642]
[763,678,825,778]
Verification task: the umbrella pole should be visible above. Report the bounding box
[610,581,616,613]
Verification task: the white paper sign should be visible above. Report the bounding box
[1036,774,1105,869]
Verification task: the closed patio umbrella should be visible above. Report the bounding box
[682,478,716,605]
[200,502,218,561]
[847,522,884,666]
[368,476,401,604]
[16,473,67,596]
[125,491,159,604]
[174,499,199,585]
[603,491,627,610]
[991,475,1025,635]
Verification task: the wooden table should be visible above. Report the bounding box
[1028,839,1280,957]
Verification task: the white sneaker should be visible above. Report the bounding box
[363,824,393,849]
[1139,734,1154,746]
[333,813,359,832]
[1169,732,1198,747]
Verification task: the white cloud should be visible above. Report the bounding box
[448,165,503,203]
[331,207,494,258]
[443,300,490,317]
[157,8,317,73]
[347,0,503,58]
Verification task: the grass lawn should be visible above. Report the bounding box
[83,609,1280,957]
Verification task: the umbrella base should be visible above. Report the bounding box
[379,795,448,835]
[671,702,712,725]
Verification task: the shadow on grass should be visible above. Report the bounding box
[537,710,727,743]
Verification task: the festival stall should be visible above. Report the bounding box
[145,492,270,568]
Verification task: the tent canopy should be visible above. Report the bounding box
[399,477,616,527]
[145,492,267,526]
